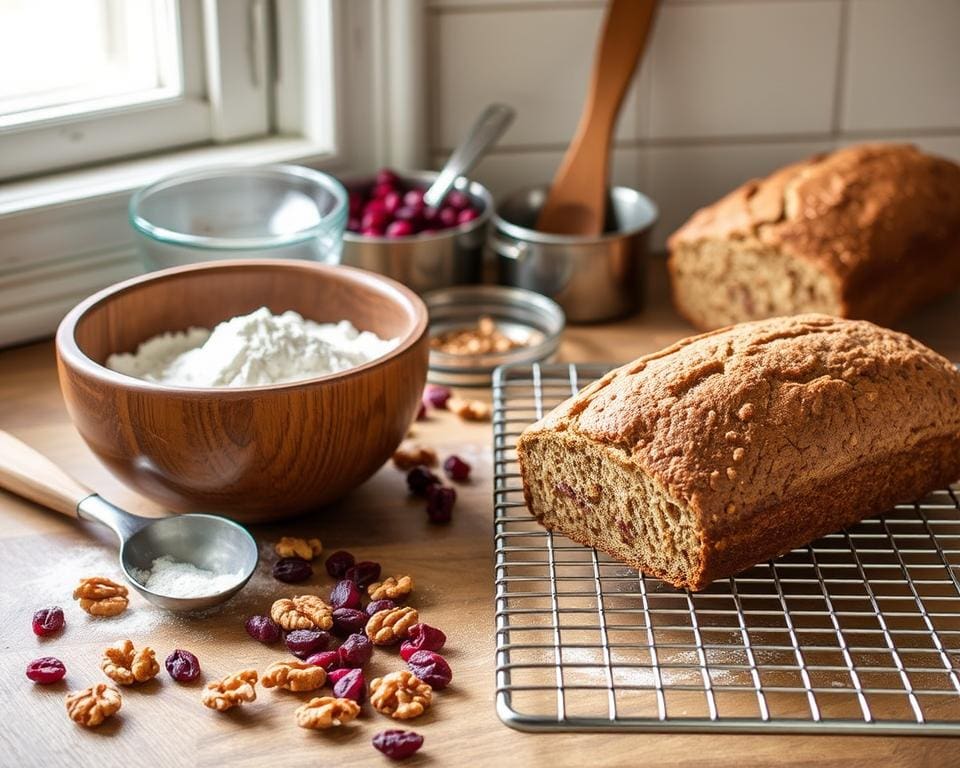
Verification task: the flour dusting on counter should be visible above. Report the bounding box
[106,307,399,387]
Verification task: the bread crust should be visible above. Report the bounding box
[667,143,960,329]
[517,314,960,590]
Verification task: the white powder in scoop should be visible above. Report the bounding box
[131,555,246,598]
[106,306,399,387]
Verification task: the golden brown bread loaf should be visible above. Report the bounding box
[667,143,960,331]
[517,315,960,590]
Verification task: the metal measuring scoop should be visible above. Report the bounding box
[0,430,258,612]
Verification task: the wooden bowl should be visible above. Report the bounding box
[55,260,429,522]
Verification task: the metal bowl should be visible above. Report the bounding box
[339,170,493,294]
[425,285,565,386]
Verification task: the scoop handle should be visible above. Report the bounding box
[0,430,91,516]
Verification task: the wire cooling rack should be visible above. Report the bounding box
[493,362,960,735]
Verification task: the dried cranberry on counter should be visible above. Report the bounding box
[333,667,367,703]
[406,650,453,690]
[332,608,368,637]
[443,455,471,482]
[422,383,452,410]
[399,642,419,662]
[285,629,332,659]
[338,633,374,668]
[406,623,447,653]
[366,598,398,616]
[165,649,201,683]
[327,667,352,685]
[272,556,313,583]
[330,579,362,610]
[426,485,456,524]
[304,650,341,671]
[325,550,356,579]
[373,729,424,760]
[345,560,381,588]
[406,465,440,497]
[32,606,65,637]
[26,656,66,684]
[245,615,281,644]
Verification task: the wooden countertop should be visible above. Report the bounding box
[2,261,959,767]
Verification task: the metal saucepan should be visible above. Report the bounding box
[490,185,659,323]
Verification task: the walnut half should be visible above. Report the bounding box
[366,606,419,646]
[295,696,361,729]
[368,575,414,601]
[261,660,326,692]
[275,536,323,560]
[392,441,438,470]
[65,684,122,727]
[447,397,491,422]
[202,669,258,711]
[370,671,432,720]
[101,639,159,685]
[73,576,129,617]
[270,595,334,631]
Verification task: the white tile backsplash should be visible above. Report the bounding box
[427,0,960,253]
[842,0,960,132]
[647,1,842,138]
[431,5,642,148]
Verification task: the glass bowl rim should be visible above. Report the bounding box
[128,163,348,251]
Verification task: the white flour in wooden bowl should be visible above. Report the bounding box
[106,306,399,387]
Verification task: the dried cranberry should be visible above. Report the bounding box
[345,560,381,588]
[375,168,400,188]
[285,629,332,659]
[327,667,352,685]
[165,649,201,683]
[366,598,397,616]
[399,641,419,662]
[333,668,367,703]
[457,207,480,225]
[406,465,440,497]
[373,730,424,760]
[426,485,456,524]
[245,615,281,644]
[26,656,66,684]
[330,579,362,610]
[386,220,414,238]
[272,556,313,583]
[32,606,65,637]
[332,608,368,637]
[338,633,374,668]
[406,650,452,689]
[443,455,471,482]
[407,623,447,652]
[325,550,356,579]
[304,650,341,671]
[422,384,451,410]
[415,401,427,421]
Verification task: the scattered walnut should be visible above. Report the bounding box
[274,536,323,561]
[366,606,419,646]
[392,441,438,470]
[270,595,334,631]
[73,576,129,617]
[368,575,414,601]
[202,669,258,711]
[101,639,159,685]
[295,696,361,729]
[370,670,432,720]
[447,397,491,422]
[65,683,122,727]
[261,660,327,692]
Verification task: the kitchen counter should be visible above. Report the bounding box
[2,260,959,768]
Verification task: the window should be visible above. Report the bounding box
[0,0,275,180]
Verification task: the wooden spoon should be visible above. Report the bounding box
[536,0,658,236]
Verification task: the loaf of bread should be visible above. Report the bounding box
[667,143,960,331]
[517,315,960,590]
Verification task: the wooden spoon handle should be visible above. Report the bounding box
[0,430,91,516]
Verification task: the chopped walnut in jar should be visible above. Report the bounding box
[202,669,258,711]
[430,316,526,355]
[65,684,122,727]
[101,639,159,685]
[370,670,432,720]
[295,696,361,729]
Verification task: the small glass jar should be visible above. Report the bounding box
[129,164,348,270]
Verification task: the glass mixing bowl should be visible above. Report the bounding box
[129,164,348,270]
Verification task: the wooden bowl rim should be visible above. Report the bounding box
[56,259,428,396]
